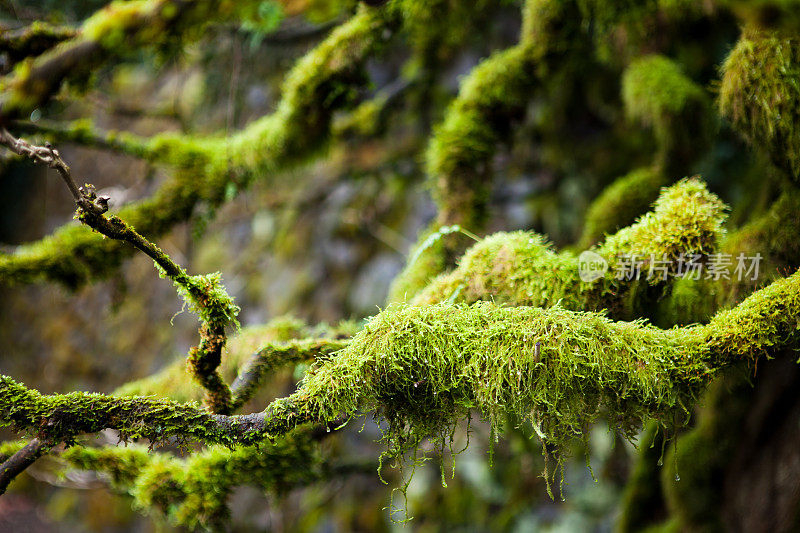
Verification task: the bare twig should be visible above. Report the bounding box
[0,438,53,495]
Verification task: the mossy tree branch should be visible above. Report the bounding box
[2,267,798,494]
[0,22,77,66]
[388,0,586,301]
[230,338,349,412]
[0,7,396,288]
[414,178,727,319]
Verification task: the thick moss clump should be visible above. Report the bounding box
[413,178,727,318]
[288,302,711,476]
[719,29,800,179]
[622,54,713,168]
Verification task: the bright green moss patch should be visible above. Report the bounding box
[622,55,713,166]
[705,269,800,364]
[719,29,800,179]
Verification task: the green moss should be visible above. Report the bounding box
[56,432,322,530]
[286,301,711,483]
[705,269,800,364]
[622,55,714,167]
[0,374,243,446]
[414,178,727,319]
[578,166,668,249]
[395,0,580,302]
[386,225,474,303]
[114,316,353,403]
[719,29,800,179]
[426,44,535,228]
[0,9,395,287]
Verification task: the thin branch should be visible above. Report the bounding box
[0,128,236,414]
[0,438,53,495]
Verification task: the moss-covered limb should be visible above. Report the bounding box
[622,54,714,172]
[79,208,238,413]
[0,0,281,120]
[279,268,798,473]
[0,22,77,64]
[11,118,152,157]
[577,166,668,249]
[0,437,53,495]
[0,374,301,446]
[230,338,350,412]
[719,28,800,180]
[704,272,800,366]
[652,187,800,327]
[426,0,580,230]
[114,316,359,402]
[413,178,727,319]
[52,430,364,530]
[0,9,395,288]
[287,302,713,470]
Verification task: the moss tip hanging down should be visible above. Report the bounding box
[719,28,800,180]
[622,54,714,167]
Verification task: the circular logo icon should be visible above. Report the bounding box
[578,251,608,282]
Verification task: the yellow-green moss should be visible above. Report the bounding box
[414,178,727,319]
[59,433,322,530]
[291,301,711,473]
